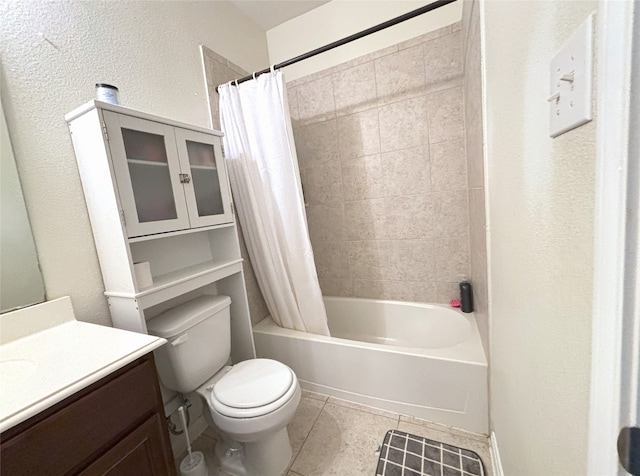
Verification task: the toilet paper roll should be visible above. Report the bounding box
[133,261,153,289]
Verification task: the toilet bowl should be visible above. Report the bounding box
[146,295,300,476]
[197,359,301,475]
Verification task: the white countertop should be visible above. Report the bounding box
[0,297,166,433]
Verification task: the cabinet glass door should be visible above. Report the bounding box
[103,111,190,237]
[174,128,233,228]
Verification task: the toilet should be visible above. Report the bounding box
[146,295,301,476]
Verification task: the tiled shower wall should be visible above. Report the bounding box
[462,0,489,350]
[287,23,472,304]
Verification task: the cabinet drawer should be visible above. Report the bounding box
[1,358,159,476]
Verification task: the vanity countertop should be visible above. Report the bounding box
[0,297,166,433]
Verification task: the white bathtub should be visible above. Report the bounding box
[253,297,488,434]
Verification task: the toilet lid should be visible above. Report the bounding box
[213,359,294,409]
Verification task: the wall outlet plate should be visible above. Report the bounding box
[548,13,594,138]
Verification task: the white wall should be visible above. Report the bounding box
[483,1,597,474]
[0,1,268,325]
[267,0,462,81]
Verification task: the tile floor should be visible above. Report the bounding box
[180,390,493,476]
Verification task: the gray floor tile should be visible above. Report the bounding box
[289,396,326,459]
[291,401,398,475]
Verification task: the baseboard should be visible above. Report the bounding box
[490,431,504,476]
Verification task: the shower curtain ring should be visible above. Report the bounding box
[233,79,238,87]
[252,72,257,80]
[270,65,275,75]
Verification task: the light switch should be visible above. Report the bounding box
[548,13,594,138]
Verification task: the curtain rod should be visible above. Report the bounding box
[217,0,457,91]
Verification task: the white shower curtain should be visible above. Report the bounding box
[218,71,330,336]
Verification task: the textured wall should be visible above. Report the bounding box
[0,1,268,325]
[288,24,474,304]
[483,1,596,474]
[461,1,489,354]
[202,46,270,326]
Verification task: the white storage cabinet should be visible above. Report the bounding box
[66,101,255,364]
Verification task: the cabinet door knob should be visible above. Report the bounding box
[179,173,191,184]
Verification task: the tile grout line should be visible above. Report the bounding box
[289,397,328,473]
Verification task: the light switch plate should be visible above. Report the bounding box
[549,13,594,138]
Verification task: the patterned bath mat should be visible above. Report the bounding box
[375,429,485,476]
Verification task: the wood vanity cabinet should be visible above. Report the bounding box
[0,354,176,476]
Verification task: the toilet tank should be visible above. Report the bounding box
[146,295,231,394]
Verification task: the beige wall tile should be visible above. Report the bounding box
[341,155,385,201]
[436,281,460,304]
[207,85,220,130]
[287,86,300,122]
[464,17,484,190]
[390,240,436,282]
[348,241,393,280]
[463,0,488,354]
[318,277,353,297]
[277,28,480,308]
[383,146,431,197]
[296,75,336,125]
[466,115,484,189]
[344,194,434,241]
[306,203,347,242]
[349,44,400,68]
[426,86,465,143]
[352,279,437,303]
[468,188,487,268]
[435,237,470,282]
[431,139,467,191]
[301,164,344,205]
[423,31,463,86]
[337,108,381,160]
[209,57,237,88]
[433,189,470,238]
[295,119,339,168]
[379,96,429,152]
[313,241,351,279]
[332,62,377,116]
[398,24,454,51]
[374,45,426,105]
[468,186,488,348]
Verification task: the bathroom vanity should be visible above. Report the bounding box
[0,298,175,475]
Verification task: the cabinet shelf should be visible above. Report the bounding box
[127,222,235,243]
[104,258,243,309]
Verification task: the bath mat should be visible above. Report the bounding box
[375,429,485,476]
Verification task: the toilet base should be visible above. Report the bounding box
[215,427,293,476]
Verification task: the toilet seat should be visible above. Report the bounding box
[210,359,297,419]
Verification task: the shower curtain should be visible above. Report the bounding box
[218,71,330,336]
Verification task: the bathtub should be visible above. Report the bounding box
[253,297,488,434]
